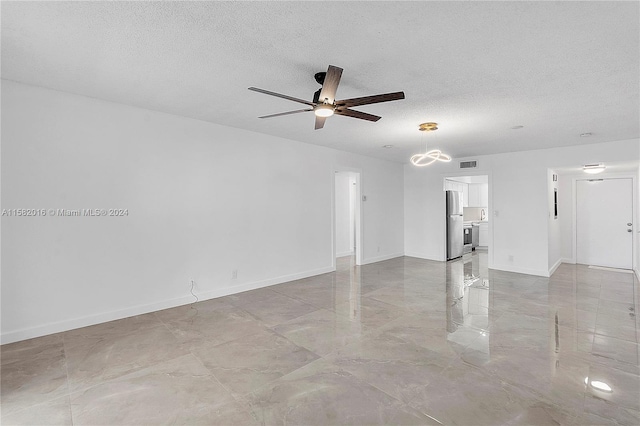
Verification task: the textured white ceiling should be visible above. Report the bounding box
[2,1,638,163]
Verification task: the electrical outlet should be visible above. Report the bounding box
[232,269,238,280]
[508,255,514,262]
[377,246,380,253]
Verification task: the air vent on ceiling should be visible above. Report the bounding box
[459,160,478,169]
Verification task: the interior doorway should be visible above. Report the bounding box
[334,171,361,265]
[443,175,491,262]
[576,178,633,269]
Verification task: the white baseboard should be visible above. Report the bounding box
[491,263,550,277]
[405,254,557,278]
[403,252,443,262]
[548,258,563,277]
[360,252,404,265]
[336,250,354,258]
[0,265,335,345]
[197,266,335,301]
[561,257,575,264]
[403,251,428,260]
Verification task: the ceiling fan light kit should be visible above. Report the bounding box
[314,102,335,117]
[410,122,452,167]
[249,65,405,129]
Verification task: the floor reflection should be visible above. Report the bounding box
[447,251,490,360]
[2,252,639,425]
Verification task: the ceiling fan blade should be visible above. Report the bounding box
[315,116,327,130]
[258,109,313,119]
[335,91,405,108]
[248,87,315,106]
[318,65,343,104]
[334,108,381,122]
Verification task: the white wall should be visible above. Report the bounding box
[1,81,404,343]
[336,152,404,264]
[404,139,639,277]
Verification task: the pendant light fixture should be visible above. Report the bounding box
[410,122,452,166]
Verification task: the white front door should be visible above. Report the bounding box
[576,178,633,269]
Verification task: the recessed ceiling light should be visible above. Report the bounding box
[382,145,393,149]
[510,125,524,130]
[580,132,592,137]
[583,163,605,174]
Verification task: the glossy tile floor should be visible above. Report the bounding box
[2,252,639,425]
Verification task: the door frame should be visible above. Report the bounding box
[440,171,493,269]
[571,172,637,270]
[332,168,363,268]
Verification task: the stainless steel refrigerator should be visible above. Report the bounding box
[446,190,464,260]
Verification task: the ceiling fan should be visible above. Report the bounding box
[248,65,405,130]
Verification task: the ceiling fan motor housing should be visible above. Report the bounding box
[313,72,327,103]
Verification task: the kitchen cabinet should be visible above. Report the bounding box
[445,180,469,206]
[479,183,488,206]
[462,183,469,207]
[468,183,488,207]
[478,222,489,246]
[468,185,478,207]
